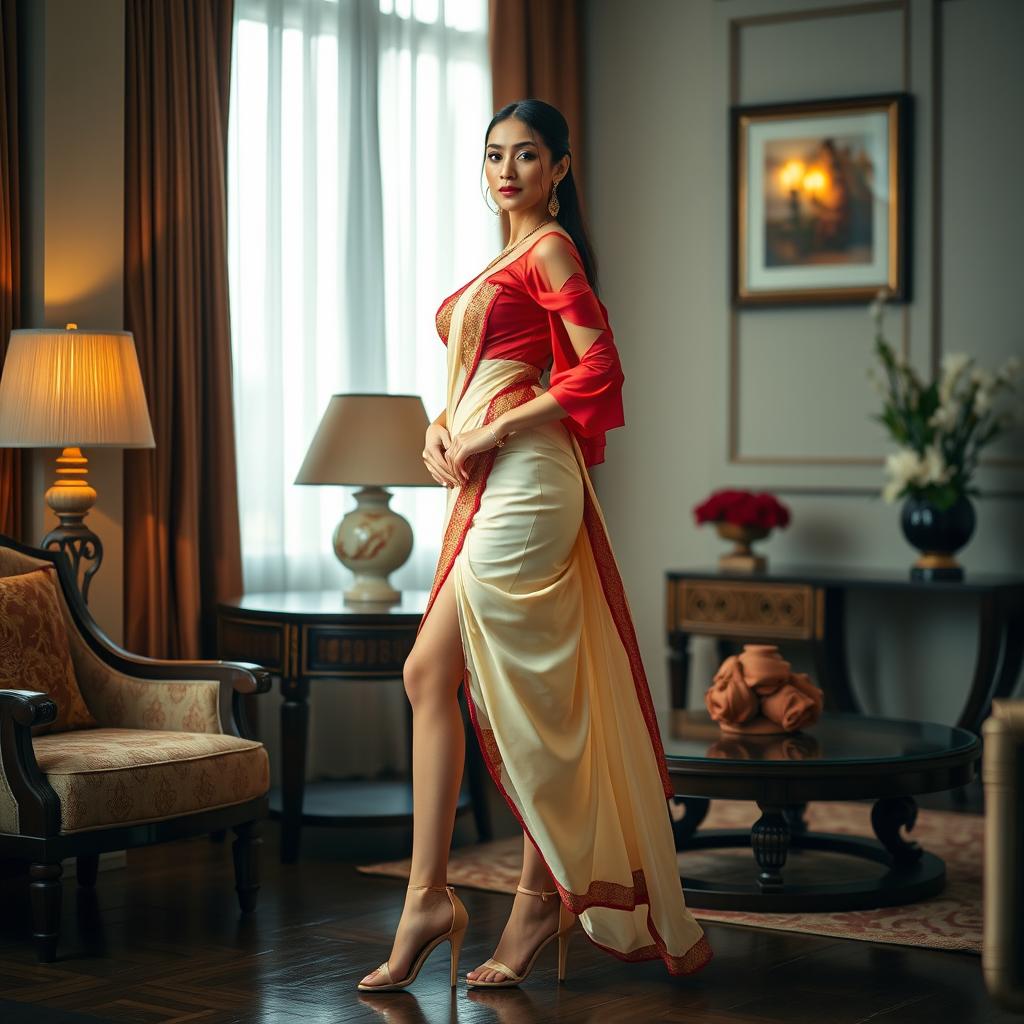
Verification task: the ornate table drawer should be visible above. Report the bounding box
[669,579,819,641]
[303,624,417,678]
[217,616,287,671]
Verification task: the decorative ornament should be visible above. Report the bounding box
[704,644,824,735]
[692,489,790,573]
[548,178,560,217]
[869,288,1022,580]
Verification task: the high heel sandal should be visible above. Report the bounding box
[357,883,469,992]
[465,884,577,988]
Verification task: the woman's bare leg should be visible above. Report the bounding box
[359,568,465,987]
[465,832,563,983]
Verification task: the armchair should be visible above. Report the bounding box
[0,534,272,962]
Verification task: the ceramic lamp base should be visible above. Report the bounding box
[333,486,413,605]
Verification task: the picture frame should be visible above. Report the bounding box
[731,93,912,307]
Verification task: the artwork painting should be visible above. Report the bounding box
[732,94,911,306]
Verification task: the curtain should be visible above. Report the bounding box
[488,0,585,203]
[228,0,495,778]
[123,0,244,659]
[0,0,20,540]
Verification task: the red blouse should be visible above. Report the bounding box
[435,231,625,467]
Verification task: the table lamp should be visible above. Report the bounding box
[294,393,437,604]
[0,326,155,602]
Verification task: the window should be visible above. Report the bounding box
[228,0,495,594]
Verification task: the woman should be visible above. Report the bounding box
[358,99,712,992]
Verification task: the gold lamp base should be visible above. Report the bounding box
[41,446,103,603]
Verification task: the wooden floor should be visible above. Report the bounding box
[0,789,1015,1024]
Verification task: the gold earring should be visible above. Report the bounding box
[548,179,560,217]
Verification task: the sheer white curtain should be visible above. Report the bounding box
[227,0,497,780]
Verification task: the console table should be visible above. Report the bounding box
[216,590,491,862]
[665,565,1024,733]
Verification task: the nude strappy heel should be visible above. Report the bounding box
[465,883,577,988]
[357,883,469,991]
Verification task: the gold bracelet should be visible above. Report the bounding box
[489,425,506,448]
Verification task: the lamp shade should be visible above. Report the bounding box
[294,393,437,487]
[0,327,155,448]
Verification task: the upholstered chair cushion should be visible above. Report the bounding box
[0,566,98,735]
[24,728,270,834]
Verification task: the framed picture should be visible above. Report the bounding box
[731,93,912,307]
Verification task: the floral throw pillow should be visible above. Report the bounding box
[0,566,98,735]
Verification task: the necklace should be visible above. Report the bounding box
[481,217,554,275]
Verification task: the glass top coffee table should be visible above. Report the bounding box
[662,710,981,911]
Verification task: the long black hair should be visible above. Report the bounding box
[481,99,600,296]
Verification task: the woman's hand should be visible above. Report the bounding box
[447,425,503,486]
[423,422,460,488]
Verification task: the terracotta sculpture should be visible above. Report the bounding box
[703,644,823,734]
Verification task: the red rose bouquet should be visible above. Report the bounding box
[694,489,790,572]
[693,489,791,530]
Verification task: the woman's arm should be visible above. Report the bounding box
[490,234,610,439]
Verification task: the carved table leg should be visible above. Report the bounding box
[30,861,63,962]
[459,688,493,841]
[280,674,310,863]
[958,589,1024,734]
[75,854,99,887]
[783,803,809,835]
[871,796,922,867]
[233,820,263,912]
[817,588,861,713]
[752,804,791,891]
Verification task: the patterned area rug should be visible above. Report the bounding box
[356,800,982,954]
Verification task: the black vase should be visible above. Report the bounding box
[900,494,975,581]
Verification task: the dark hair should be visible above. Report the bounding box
[481,99,600,295]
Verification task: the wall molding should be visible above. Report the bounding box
[932,0,1022,471]
[727,0,910,469]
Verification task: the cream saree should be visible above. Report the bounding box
[419,247,712,976]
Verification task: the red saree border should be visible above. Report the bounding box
[456,282,502,404]
[580,495,675,798]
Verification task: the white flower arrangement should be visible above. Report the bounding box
[869,290,1022,509]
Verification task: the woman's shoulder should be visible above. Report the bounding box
[524,228,581,276]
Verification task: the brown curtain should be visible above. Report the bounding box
[488,0,586,199]
[123,0,242,659]
[0,0,21,540]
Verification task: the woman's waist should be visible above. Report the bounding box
[448,359,545,429]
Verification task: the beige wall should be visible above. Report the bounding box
[584,0,1024,725]
[20,0,126,643]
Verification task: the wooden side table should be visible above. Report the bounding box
[665,565,1024,733]
[217,590,491,862]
